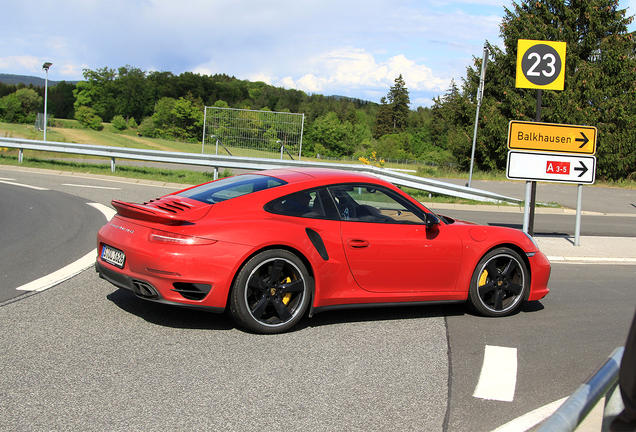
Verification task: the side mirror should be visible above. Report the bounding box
[425,212,441,230]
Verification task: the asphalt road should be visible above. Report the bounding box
[1,165,635,431]
[438,208,636,237]
[441,178,636,216]
[445,264,636,431]
[0,181,104,301]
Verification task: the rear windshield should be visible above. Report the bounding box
[177,174,287,204]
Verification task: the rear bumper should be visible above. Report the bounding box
[95,260,224,313]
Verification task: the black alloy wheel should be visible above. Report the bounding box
[468,247,528,317]
[230,249,311,334]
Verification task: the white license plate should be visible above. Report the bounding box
[101,245,126,268]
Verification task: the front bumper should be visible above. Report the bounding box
[527,250,551,301]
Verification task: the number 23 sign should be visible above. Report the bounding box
[516,40,566,91]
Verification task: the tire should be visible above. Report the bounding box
[468,247,528,317]
[229,249,311,334]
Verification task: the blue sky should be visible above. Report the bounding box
[2,0,635,108]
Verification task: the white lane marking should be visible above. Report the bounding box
[0,177,16,180]
[489,397,567,432]
[88,202,117,221]
[62,183,121,190]
[473,345,518,402]
[0,179,49,190]
[16,250,97,292]
[15,203,116,292]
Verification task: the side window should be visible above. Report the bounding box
[265,188,339,220]
[328,184,427,224]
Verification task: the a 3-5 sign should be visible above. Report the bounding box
[516,39,567,91]
[507,151,596,184]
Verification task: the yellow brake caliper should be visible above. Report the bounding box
[479,270,488,287]
[282,277,292,305]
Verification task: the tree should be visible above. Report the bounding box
[373,97,393,138]
[436,0,636,179]
[48,81,76,119]
[73,67,117,122]
[388,74,411,130]
[171,96,204,142]
[0,88,41,123]
[152,97,177,138]
[304,112,355,156]
[114,65,148,122]
[373,75,411,138]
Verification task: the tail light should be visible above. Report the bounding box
[148,229,217,246]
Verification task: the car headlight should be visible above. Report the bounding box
[523,231,539,252]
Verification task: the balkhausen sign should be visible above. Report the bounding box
[508,121,597,155]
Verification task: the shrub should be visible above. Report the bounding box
[74,106,104,131]
[112,115,127,131]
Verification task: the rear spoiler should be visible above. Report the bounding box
[111,199,211,224]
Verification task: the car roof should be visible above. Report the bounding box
[254,168,381,185]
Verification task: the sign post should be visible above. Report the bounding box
[506,121,598,245]
[515,39,567,236]
[468,44,489,188]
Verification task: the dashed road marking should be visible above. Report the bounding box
[62,183,121,190]
[0,179,49,190]
[473,345,518,402]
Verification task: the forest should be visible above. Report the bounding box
[1,0,635,180]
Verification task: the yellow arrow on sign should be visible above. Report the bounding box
[507,121,597,155]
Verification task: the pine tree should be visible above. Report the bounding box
[373,96,393,138]
[373,75,411,138]
[388,74,411,131]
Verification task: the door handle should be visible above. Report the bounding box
[347,239,370,249]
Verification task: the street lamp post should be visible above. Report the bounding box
[42,62,52,141]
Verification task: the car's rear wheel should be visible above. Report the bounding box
[229,249,311,334]
[468,247,527,317]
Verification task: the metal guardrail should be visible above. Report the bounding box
[537,347,625,432]
[0,137,521,204]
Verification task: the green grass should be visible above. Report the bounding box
[1,120,634,193]
[0,153,232,186]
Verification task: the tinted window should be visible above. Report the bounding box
[266,188,340,220]
[178,174,286,204]
[328,184,427,224]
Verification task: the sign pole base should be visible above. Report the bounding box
[575,184,583,246]
[523,181,532,234]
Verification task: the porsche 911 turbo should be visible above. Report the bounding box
[96,168,550,333]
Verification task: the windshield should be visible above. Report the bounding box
[177,174,287,204]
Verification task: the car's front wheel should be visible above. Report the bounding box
[468,247,527,317]
[229,249,311,334]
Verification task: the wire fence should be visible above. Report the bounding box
[202,107,304,160]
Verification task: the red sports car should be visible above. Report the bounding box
[96,168,550,333]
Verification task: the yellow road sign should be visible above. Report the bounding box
[508,121,597,155]
[516,40,567,91]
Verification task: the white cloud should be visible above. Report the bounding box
[0,56,42,72]
[255,48,449,102]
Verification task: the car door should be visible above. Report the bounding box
[330,184,463,294]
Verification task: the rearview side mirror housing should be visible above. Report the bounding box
[425,212,441,230]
